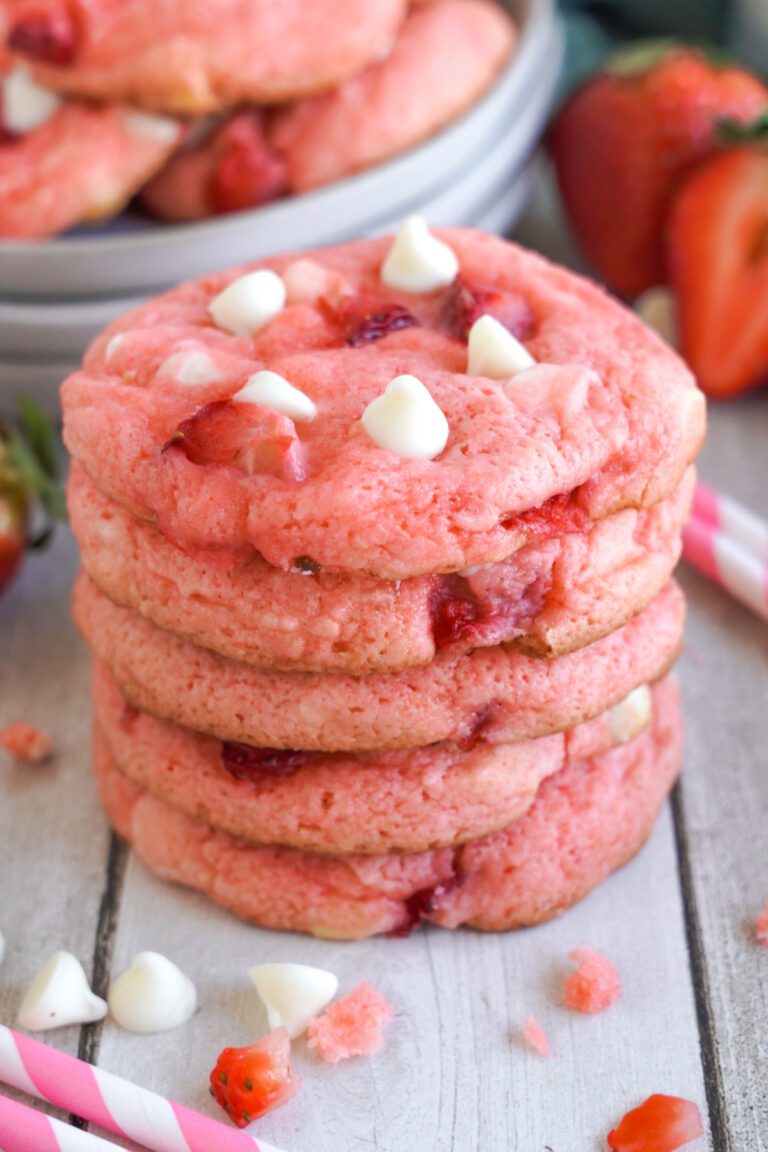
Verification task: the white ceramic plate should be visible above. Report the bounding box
[0,0,556,300]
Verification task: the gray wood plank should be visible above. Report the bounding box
[0,530,112,1109]
[675,391,768,1152]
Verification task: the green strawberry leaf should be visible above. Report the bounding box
[718,113,768,143]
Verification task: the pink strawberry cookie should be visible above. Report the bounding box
[93,660,656,856]
[74,574,685,753]
[0,69,181,238]
[62,230,705,578]
[4,0,407,113]
[2,0,407,113]
[69,461,692,674]
[270,0,516,193]
[92,676,682,939]
[140,111,287,222]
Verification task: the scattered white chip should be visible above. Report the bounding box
[104,333,126,367]
[467,314,535,378]
[234,370,317,421]
[17,952,107,1031]
[249,962,338,1039]
[362,374,449,460]
[381,216,459,293]
[635,286,678,348]
[209,270,286,337]
[157,349,224,386]
[2,67,60,134]
[108,952,197,1034]
[609,685,653,744]
[122,110,180,146]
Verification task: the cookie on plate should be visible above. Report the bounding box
[0,67,181,237]
[93,676,682,939]
[139,0,517,220]
[2,0,408,112]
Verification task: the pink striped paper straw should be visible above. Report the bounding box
[682,515,768,621]
[692,482,768,563]
[0,1025,287,1152]
[0,1090,123,1152]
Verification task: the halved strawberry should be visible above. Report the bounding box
[164,399,307,480]
[668,145,768,398]
[607,1094,704,1152]
[209,112,288,216]
[210,1027,297,1128]
[549,43,768,297]
[441,276,534,341]
[7,4,78,65]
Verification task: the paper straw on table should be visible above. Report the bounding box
[0,1025,288,1152]
[0,1090,124,1152]
[682,514,768,621]
[692,481,768,563]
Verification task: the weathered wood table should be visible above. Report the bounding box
[2,200,766,1152]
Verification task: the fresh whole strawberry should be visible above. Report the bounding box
[210,1027,297,1128]
[549,42,768,298]
[607,1093,704,1152]
[668,137,768,399]
[0,398,65,597]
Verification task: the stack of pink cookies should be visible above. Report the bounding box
[62,224,706,939]
[0,0,515,237]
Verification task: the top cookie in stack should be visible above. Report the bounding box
[0,0,516,235]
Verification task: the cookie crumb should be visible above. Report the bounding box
[563,946,621,1014]
[307,981,393,1063]
[522,1015,552,1057]
[0,722,54,763]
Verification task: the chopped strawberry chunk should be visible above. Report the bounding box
[607,1094,704,1152]
[0,722,53,763]
[8,6,78,65]
[338,298,419,346]
[209,112,288,215]
[221,743,306,780]
[441,276,534,342]
[563,946,621,1014]
[210,1027,297,1128]
[163,399,306,481]
[755,901,768,946]
[307,982,393,1063]
[429,576,480,648]
[522,1015,552,1058]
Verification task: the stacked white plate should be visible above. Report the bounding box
[0,0,562,414]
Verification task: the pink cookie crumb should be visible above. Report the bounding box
[755,903,768,947]
[0,723,54,763]
[307,982,393,1063]
[563,946,621,1014]
[522,1015,552,1057]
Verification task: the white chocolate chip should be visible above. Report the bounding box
[249,962,338,1039]
[209,270,286,337]
[157,349,224,386]
[381,216,459,293]
[467,315,535,378]
[234,370,316,421]
[2,67,60,134]
[609,685,653,744]
[635,286,678,348]
[108,952,197,1034]
[362,374,449,460]
[122,110,180,146]
[17,952,107,1032]
[104,334,125,367]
